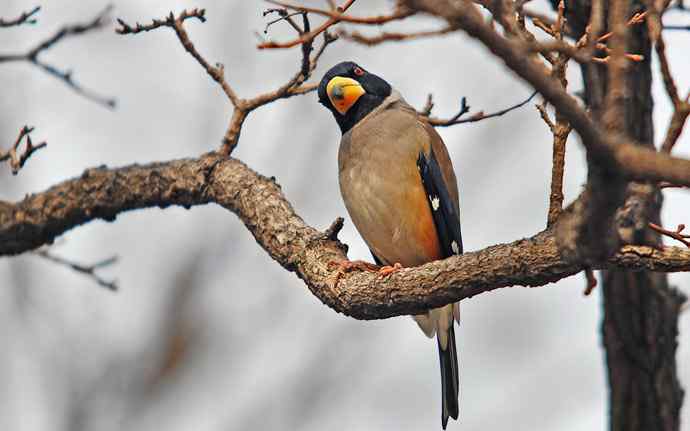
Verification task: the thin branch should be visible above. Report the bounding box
[116,9,239,105]
[258,0,415,49]
[646,0,690,153]
[263,8,305,33]
[395,0,690,189]
[0,125,47,175]
[266,0,414,24]
[649,222,690,248]
[336,25,457,45]
[659,181,690,189]
[423,91,538,127]
[0,5,115,108]
[584,268,597,295]
[34,249,118,290]
[258,0,357,49]
[545,105,571,227]
[0,6,40,27]
[536,1,573,228]
[117,8,337,155]
[115,8,206,34]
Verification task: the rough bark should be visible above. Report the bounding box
[3,152,690,320]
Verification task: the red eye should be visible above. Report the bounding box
[353,67,364,76]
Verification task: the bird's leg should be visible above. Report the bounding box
[328,259,380,285]
[377,262,403,278]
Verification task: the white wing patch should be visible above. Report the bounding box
[429,195,440,211]
[451,240,460,255]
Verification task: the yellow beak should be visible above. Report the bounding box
[327,76,366,115]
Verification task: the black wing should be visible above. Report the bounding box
[369,250,384,266]
[417,149,463,258]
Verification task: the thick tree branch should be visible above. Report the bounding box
[1,155,689,319]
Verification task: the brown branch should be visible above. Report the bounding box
[535,1,573,228]
[258,0,357,49]
[266,0,414,24]
[423,91,537,127]
[658,181,689,189]
[2,154,690,319]
[544,105,571,227]
[336,25,456,45]
[0,5,40,27]
[0,125,47,175]
[0,6,115,107]
[116,9,239,105]
[117,9,336,155]
[646,0,690,153]
[263,8,305,34]
[583,267,597,295]
[649,222,690,248]
[115,8,206,34]
[34,249,118,290]
[397,1,690,189]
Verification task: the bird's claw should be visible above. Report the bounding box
[377,262,403,278]
[328,259,380,286]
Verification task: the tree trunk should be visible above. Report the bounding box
[561,1,686,429]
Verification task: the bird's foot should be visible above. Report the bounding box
[328,259,380,285]
[377,262,403,278]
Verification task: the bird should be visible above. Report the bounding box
[317,61,463,429]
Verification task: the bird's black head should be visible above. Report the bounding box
[317,61,392,134]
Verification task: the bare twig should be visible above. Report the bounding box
[646,0,690,153]
[649,222,690,248]
[258,0,356,48]
[423,91,538,127]
[584,267,598,295]
[0,126,47,175]
[536,1,573,228]
[34,249,118,290]
[336,25,457,45]
[659,181,690,189]
[0,5,40,27]
[263,8,305,33]
[115,8,206,34]
[258,0,415,49]
[0,6,115,107]
[117,8,337,155]
[528,9,647,65]
[265,0,414,24]
[117,8,239,106]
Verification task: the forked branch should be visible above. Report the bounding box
[0,126,47,175]
[0,6,40,27]
[117,8,337,155]
[0,6,115,107]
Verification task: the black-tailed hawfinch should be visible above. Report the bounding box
[318,61,463,429]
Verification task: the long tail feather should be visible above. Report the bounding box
[438,325,459,429]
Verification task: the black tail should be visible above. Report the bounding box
[438,325,459,429]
